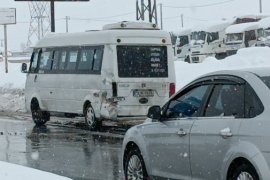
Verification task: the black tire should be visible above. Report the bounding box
[31,100,50,126]
[84,103,101,131]
[185,56,191,63]
[124,148,148,180]
[231,163,259,180]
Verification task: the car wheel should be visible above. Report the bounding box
[231,163,259,180]
[124,148,148,180]
[31,100,50,126]
[84,104,101,131]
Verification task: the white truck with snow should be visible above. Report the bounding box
[190,21,230,63]
[225,22,259,56]
[21,21,176,130]
[174,28,191,62]
[256,17,270,47]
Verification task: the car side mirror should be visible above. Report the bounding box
[147,106,161,120]
[21,63,28,73]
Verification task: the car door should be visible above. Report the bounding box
[190,78,245,180]
[141,84,212,179]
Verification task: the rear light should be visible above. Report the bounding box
[112,82,117,97]
[169,83,175,97]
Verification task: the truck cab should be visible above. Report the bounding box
[225,22,259,56]
[190,21,230,63]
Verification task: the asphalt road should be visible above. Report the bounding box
[0,113,127,180]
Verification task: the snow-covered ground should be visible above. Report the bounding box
[0,160,72,180]
[174,47,270,90]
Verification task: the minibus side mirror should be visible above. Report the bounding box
[147,106,161,120]
[21,63,28,73]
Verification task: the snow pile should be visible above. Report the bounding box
[192,20,231,33]
[175,47,270,90]
[0,62,26,112]
[259,17,270,29]
[225,22,259,34]
[0,161,72,180]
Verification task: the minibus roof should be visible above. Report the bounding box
[34,29,171,48]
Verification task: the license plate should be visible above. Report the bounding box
[133,89,154,97]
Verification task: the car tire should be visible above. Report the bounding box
[231,163,259,180]
[84,104,101,131]
[31,100,50,126]
[124,148,148,180]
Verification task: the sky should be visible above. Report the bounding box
[0,0,269,51]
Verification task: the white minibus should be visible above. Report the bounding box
[21,21,175,130]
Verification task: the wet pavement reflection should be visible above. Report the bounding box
[0,116,125,180]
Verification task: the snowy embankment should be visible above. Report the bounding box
[0,161,72,180]
[174,47,270,90]
[0,61,26,113]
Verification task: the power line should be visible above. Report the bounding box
[163,0,236,8]
[164,15,208,22]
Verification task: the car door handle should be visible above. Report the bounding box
[220,128,233,138]
[177,128,187,137]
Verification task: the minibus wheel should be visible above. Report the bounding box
[84,104,101,131]
[31,99,50,126]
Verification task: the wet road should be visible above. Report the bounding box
[0,114,127,180]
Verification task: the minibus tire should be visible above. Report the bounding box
[84,104,101,131]
[31,100,50,126]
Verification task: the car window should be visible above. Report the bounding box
[165,85,209,119]
[244,84,264,118]
[204,84,244,118]
[52,50,60,70]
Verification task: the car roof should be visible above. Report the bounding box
[201,67,270,78]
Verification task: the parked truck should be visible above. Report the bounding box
[190,21,231,63]
[256,17,270,47]
[174,28,192,62]
[225,22,259,56]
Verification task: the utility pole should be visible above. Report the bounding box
[159,3,163,29]
[4,25,8,73]
[50,0,55,32]
[259,0,262,13]
[65,16,70,32]
[181,14,184,28]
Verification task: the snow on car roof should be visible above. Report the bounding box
[225,22,259,34]
[233,14,270,20]
[192,21,231,33]
[259,17,270,29]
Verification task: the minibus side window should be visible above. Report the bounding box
[29,49,39,73]
[78,48,94,71]
[39,49,53,71]
[52,50,60,70]
[66,49,78,70]
[93,48,103,71]
[59,51,67,70]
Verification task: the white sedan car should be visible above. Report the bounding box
[122,67,270,180]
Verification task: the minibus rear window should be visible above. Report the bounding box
[117,45,168,78]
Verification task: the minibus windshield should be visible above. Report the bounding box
[117,45,168,78]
